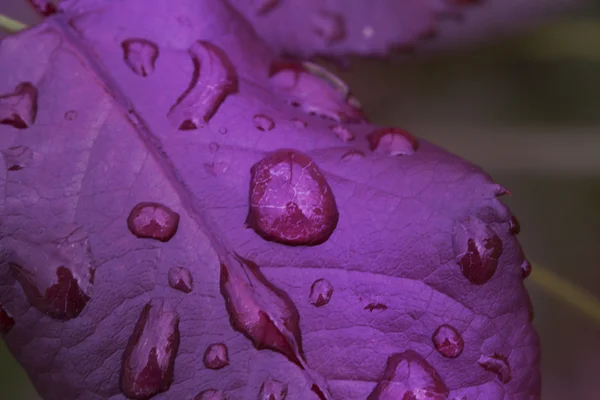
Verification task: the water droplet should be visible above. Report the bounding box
[246,149,339,246]
[367,127,419,156]
[168,266,193,293]
[203,161,229,176]
[0,304,15,335]
[253,114,275,132]
[330,125,354,142]
[2,145,33,171]
[309,279,333,307]
[367,350,449,399]
[452,217,503,285]
[477,353,511,383]
[364,303,388,312]
[313,11,345,43]
[209,142,220,153]
[494,185,510,197]
[509,215,520,235]
[256,0,280,15]
[341,149,365,162]
[203,343,229,370]
[127,202,180,242]
[121,38,159,77]
[194,389,227,400]
[258,379,288,400]
[362,25,375,39]
[121,299,180,399]
[0,82,38,129]
[521,259,532,279]
[219,127,228,135]
[290,118,307,128]
[8,233,95,320]
[63,110,77,121]
[432,324,464,358]
[168,41,238,130]
[269,60,365,123]
[220,254,305,367]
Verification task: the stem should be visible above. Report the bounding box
[0,14,27,33]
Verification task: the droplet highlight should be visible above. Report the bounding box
[478,353,512,383]
[330,125,354,142]
[168,266,193,293]
[521,259,532,279]
[367,127,419,156]
[0,304,15,335]
[253,114,275,132]
[121,38,159,77]
[194,389,226,400]
[313,11,345,43]
[258,379,288,400]
[432,324,464,358]
[127,202,180,242]
[2,145,33,171]
[309,279,333,307]
[0,82,38,129]
[203,343,229,370]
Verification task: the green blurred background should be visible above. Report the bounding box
[1,1,600,399]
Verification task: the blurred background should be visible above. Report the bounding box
[1,0,599,399]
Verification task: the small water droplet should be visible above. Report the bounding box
[121,299,180,399]
[290,118,307,128]
[364,303,388,312]
[253,114,275,132]
[0,304,15,335]
[63,110,77,121]
[219,127,228,135]
[168,266,193,293]
[0,82,38,129]
[341,149,365,162]
[367,127,419,156]
[367,350,449,399]
[121,38,160,77]
[2,145,33,171]
[309,278,333,307]
[194,389,227,400]
[432,324,464,358]
[203,343,229,370]
[256,0,280,15]
[258,379,288,400]
[246,149,339,246]
[478,353,512,383]
[521,259,532,279]
[509,215,520,235]
[209,142,220,153]
[203,161,229,176]
[362,25,375,39]
[127,202,180,242]
[453,217,503,285]
[330,125,354,142]
[168,41,238,130]
[313,11,345,43]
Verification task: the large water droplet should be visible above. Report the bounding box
[309,278,333,307]
[203,343,229,370]
[258,379,288,400]
[367,350,449,399]
[168,41,238,130]
[220,254,305,367]
[341,149,365,162]
[312,11,345,43]
[0,304,15,335]
[168,266,193,293]
[253,114,275,132]
[432,324,464,358]
[452,218,503,285]
[521,259,532,279]
[330,125,354,142]
[270,60,365,123]
[367,127,419,156]
[127,202,180,242]
[256,0,280,15]
[509,215,521,235]
[0,82,38,129]
[194,389,227,400]
[121,299,180,399]
[2,145,33,171]
[477,353,511,383]
[246,149,339,246]
[121,38,159,77]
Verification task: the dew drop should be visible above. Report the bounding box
[168,266,193,293]
[256,0,280,15]
[253,114,275,132]
[194,389,227,400]
[509,215,521,235]
[313,11,345,43]
[478,353,512,383]
[203,161,229,176]
[202,343,229,370]
[341,149,365,162]
[168,41,238,130]
[0,304,15,335]
[452,217,503,285]
[367,127,419,156]
[121,38,159,77]
[521,259,532,279]
[2,145,33,171]
[0,82,38,129]
[209,142,220,153]
[258,379,288,400]
[330,125,354,142]
[127,202,180,242]
[219,127,228,135]
[367,350,449,399]
[309,278,333,307]
[246,149,339,246]
[63,110,77,121]
[290,118,307,128]
[364,303,388,312]
[432,324,464,358]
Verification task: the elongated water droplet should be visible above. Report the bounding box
[168,41,238,130]
[313,11,345,43]
[453,217,503,285]
[127,202,180,242]
[258,379,288,400]
[253,114,275,131]
[309,278,333,307]
[246,149,339,246]
[121,38,159,77]
[367,350,449,399]
[195,389,227,400]
[521,259,532,279]
[121,299,180,399]
[209,142,220,153]
[330,125,354,142]
[2,145,33,171]
[367,127,419,156]
[478,353,511,383]
[341,149,365,162]
[364,303,388,312]
[220,254,305,367]
[168,266,193,293]
[509,215,520,235]
[256,0,280,15]
[203,343,229,370]
[0,304,15,335]
[0,82,38,129]
[432,324,464,358]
